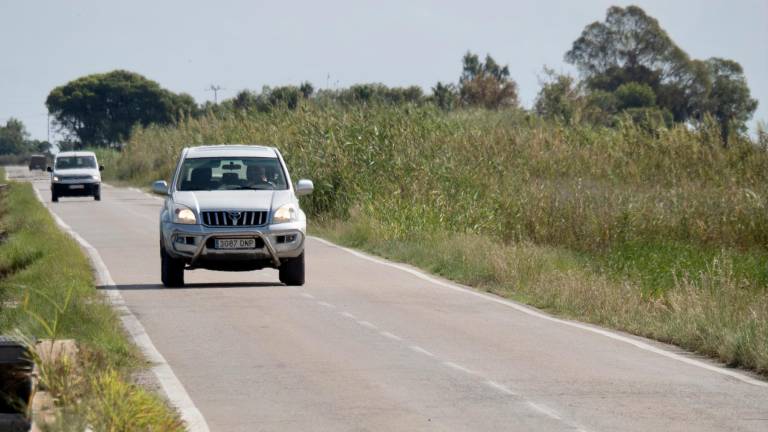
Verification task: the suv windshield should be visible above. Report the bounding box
[176,157,288,191]
[55,156,96,169]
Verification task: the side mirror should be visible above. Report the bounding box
[152,180,169,195]
[46,166,52,172]
[99,165,104,171]
[295,179,314,196]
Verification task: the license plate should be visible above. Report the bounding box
[214,238,257,249]
[69,184,85,189]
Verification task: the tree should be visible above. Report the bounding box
[534,68,581,122]
[431,82,458,111]
[702,58,758,147]
[0,118,28,155]
[299,82,315,99]
[565,6,688,81]
[46,70,198,147]
[564,6,700,122]
[459,52,518,109]
[614,82,656,110]
[233,90,259,111]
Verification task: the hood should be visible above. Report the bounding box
[53,168,99,177]
[173,189,294,213]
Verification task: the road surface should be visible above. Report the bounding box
[8,167,768,431]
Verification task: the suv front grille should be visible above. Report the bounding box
[202,210,268,227]
[59,175,92,180]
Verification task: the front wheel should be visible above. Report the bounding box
[93,186,101,201]
[279,252,305,286]
[161,249,185,287]
[51,188,58,202]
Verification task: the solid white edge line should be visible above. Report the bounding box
[526,401,563,420]
[409,345,435,357]
[485,380,517,396]
[24,175,210,432]
[379,331,402,341]
[356,320,378,330]
[309,236,768,388]
[442,361,478,376]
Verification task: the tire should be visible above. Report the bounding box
[279,252,305,286]
[51,189,58,202]
[94,186,101,201]
[161,248,185,287]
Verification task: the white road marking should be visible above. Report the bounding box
[526,402,562,420]
[310,236,768,388]
[442,361,478,376]
[356,320,378,330]
[26,177,210,432]
[409,345,435,357]
[485,380,518,396]
[127,185,165,202]
[317,301,335,308]
[341,311,357,319]
[300,293,315,299]
[379,331,402,341]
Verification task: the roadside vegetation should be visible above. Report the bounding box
[3,3,765,383]
[0,168,183,430]
[86,6,767,381]
[101,103,768,376]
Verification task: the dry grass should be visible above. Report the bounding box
[101,104,768,375]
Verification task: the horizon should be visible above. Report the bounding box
[1,0,766,141]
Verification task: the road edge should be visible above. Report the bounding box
[310,236,768,388]
[18,173,210,432]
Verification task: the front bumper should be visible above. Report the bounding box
[52,181,100,196]
[162,221,306,268]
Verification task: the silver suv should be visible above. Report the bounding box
[153,145,313,287]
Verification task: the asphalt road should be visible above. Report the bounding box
[9,167,768,431]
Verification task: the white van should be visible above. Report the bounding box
[47,151,104,202]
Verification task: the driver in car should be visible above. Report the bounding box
[245,165,270,187]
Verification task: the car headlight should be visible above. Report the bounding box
[272,204,297,224]
[52,176,59,182]
[91,175,100,180]
[173,204,197,224]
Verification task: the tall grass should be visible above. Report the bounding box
[107,105,768,374]
[0,176,183,430]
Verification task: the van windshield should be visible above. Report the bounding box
[55,156,96,169]
[176,157,288,191]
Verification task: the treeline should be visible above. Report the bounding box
[36,5,758,150]
[0,118,52,162]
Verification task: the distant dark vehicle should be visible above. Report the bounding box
[28,154,47,171]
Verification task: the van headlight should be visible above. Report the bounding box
[173,204,197,224]
[52,175,59,182]
[272,204,297,224]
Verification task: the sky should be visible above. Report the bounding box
[1,0,766,141]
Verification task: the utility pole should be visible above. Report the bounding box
[206,84,224,104]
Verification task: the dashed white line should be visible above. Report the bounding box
[485,380,518,396]
[317,301,335,308]
[526,402,563,421]
[300,293,315,299]
[379,331,402,341]
[443,361,478,376]
[356,320,378,330]
[310,236,768,388]
[341,311,357,319]
[409,345,435,357]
